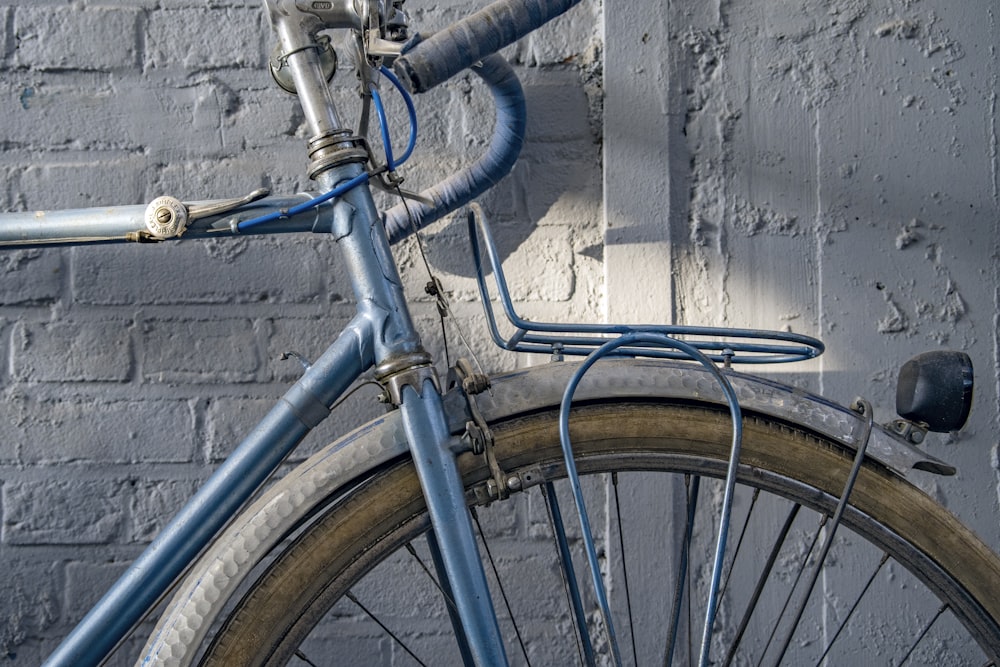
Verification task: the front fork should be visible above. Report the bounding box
[266,3,508,664]
[398,380,509,665]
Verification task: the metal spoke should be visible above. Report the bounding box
[405,542,459,615]
[293,649,320,667]
[722,502,802,667]
[543,482,597,667]
[664,474,700,666]
[471,507,531,666]
[346,591,428,666]
[409,539,475,664]
[814,552,890,665]
[755,514,829,667]
[718,488,761,605]
[611,472,639,666]
[895,603,948,667]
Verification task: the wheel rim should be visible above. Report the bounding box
[203,404,1000,666]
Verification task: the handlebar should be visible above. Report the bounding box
[383,52,525,243]
[349,0,589,238]
[392,0,583,93]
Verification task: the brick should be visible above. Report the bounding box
[0,76,257,161]
[2,396,196,464]
[0,247,63,306]
[350,553,450,621]
[0,78,224,160]
[227,83,357,150]
[13,7,142,71]
[150,158,275,203]
[491,225,575,302]
[450,81,494,155]
[412,305,518,375]
[0,558,60,654]
[509,155,601,226]
[14,160,147,210]
[145,8,265,71]
[10,320,132,382]
[204,396,272,462]
[128,478,200,543]
[0,401,15,465]
[522,80,594,144]
[0,8,10,62]
[472,495,520,538]
[0,165,15,210]
[480,543,579,619]
[64,560,129,620]
[71,238,332,305]
[0,642,54,666]
[291,634,389,665]
[2,479,125,545]
[519,0,599,67]
[527,474,606,541]
[392,218,575,304]
[139,318,260,383]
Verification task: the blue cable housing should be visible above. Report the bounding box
[236,172,370,232]
[369,84,396,169]
[379,65,418,166]
[383,53,525,243]
[239,68,415,235]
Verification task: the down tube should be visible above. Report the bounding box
[45,317,374,667]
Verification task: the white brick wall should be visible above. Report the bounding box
[1,0,998,664]
[0,2,601,663]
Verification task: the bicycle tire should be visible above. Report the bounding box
[141,360,1000,666]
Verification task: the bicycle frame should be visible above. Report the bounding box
[5,0,980,665]
[31,3,511,666]
[0,1,827,663]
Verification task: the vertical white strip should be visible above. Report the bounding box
[603,0,674,324]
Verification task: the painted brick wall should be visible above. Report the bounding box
[0,1,601,663]
[1,0,998,664]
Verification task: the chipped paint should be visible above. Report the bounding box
[19,86,34,110]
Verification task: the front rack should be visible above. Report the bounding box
[466,204,825,364]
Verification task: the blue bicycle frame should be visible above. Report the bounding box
[28,3,523,665]
[2,0,828,665]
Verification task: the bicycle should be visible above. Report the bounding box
[0,0,997,666]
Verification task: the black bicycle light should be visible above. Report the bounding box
[896,351,974,432]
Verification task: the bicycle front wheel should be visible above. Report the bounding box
[148,360,1000,666]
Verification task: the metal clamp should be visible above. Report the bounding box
[138,188,270,241]
[143,196,188,240]
[887,418,927,445]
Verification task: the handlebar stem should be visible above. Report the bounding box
[265,0,355,139]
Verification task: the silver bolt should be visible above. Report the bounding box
[155,207,174,225]
[506,475,522,491]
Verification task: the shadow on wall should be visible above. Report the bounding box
[418,69,604,278]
